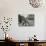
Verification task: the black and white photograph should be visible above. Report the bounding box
[18,14,34,26]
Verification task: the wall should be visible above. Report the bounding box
[0,0,46,40]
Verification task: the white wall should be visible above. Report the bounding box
[0,0,46,40]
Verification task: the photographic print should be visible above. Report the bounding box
[18,14,34,26]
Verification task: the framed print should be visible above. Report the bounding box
[18,14,34,26]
